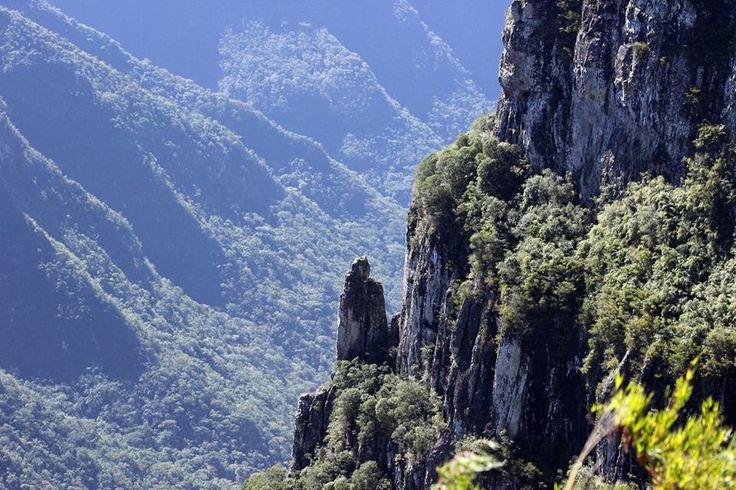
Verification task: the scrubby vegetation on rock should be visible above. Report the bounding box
[252,114,736,488]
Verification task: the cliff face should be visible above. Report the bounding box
[0,3,417,485]
[496,0,736,199]
[289,257,442,489]
[395,212,589,480]
[287,1,736,488]
[292,249,589,487]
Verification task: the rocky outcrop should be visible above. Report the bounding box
[492,338,529,440]
[336,257,391,363]
[435,293,497,439]
[291,387,334,471]
[496,0,736,199]
[401,279,588,479]
[495,0,575,185]
[388,194,589,478]
[292,257,397,472]
[293,252,588,487]
[289,2,736,488]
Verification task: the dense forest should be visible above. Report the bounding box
[0,1,498,488]
[47,0,503,204]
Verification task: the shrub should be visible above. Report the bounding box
[631,41,651,56]
[600,370,736,489]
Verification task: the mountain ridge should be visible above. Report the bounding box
[45,0,498,203]
[0,1,439,486]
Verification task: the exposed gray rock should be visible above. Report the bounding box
[492,338,529,440]
[290,2,736,488]
[396,232,458,376]
[336,257,391,363]
[433,292,497,439]
[392,202,588,482]
[724,53,736,131]
[496,0,736,199]
[291,387,334,471]
[496,0,574,184]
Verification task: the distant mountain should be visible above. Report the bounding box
[0,1,506,487]
[45,0,503,202]
[0,1,409,487]
[411,0,506,99]
[0,106,145,384]
[218,19,444,200]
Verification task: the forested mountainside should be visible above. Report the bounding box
[49,0,504,101]
[0,0,451,486]
[254,1,736,488]
[46,0,498,202]
[409,0,505,97]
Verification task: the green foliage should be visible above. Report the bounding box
[242,465,292,490]
[416,117,589,344]
[580,127,736,383]
[413,115,736,382]
[241,111,736,490]
[564,465,636,490]
[433,440,505,490]
[438,371,736,490]
[556,0,582,36]
[598,369,736,490]
[435,437,548,489]
[375,380,444,458]
[631,41,651,56]
[218,17,492,202]
[330,360,444,461]
[411,115,736,488]
[476,140,530,201]
[244,360,444,489]
[694,123,728,151]
[673,258,736,379]
[556,0,582,61]
[413,117,530,243]
[498,171,589,337]
[0,5,411,488]
[346,462,392,490]
[684,86,706,119]
[414,139,479,236]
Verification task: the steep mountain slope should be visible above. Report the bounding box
[217,19,443,201]
[0,101,284,487]
[2,0,392,223]
[411,0,506,99]
[0,3,412,487]
[267,1,736,489]
[278,117,736,490]
[46,0,498,202]
[46,0,500,108]
[0,106,145,384]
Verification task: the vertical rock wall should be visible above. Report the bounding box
[496,0,736,199]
